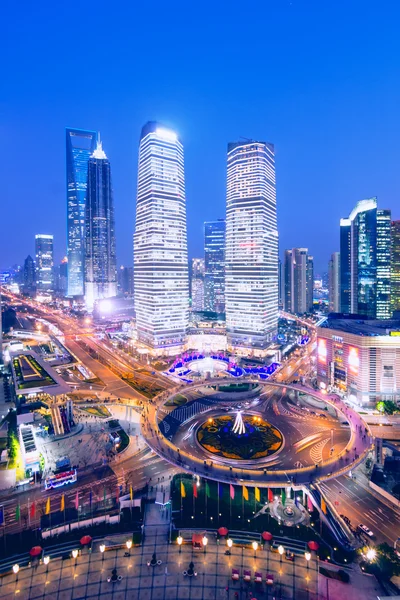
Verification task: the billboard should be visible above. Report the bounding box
[317,338,327,364]
[348,346,359,376]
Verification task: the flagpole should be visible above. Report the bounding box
[28,498,30,528]
[217,484,220,525]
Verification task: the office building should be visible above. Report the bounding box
[191,258,205,312]
[225,140,278,353]
[391,221,400,315]
[340,198,391,319]
[284,248,314,314]
[23,255,36,295]
[204,220,225,313]
[317,315,400,405]
[35,235,54,292]
[118,266,134,296]
[66,128,97,297]
[133,122,189,355]
[84,137,117,309]
[58,257,68,295]
[328,252,340,312]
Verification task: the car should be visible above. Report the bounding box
[358,524,374,537]
[285,551,295,561]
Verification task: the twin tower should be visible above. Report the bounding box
[133,122,279,357]
[66,122,279,355]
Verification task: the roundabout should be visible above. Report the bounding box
[142,378,374,487]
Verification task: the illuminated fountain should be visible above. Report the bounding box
[232,410,246,435]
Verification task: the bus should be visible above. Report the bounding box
[44,469,77,490]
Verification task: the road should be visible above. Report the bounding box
[319,474,400,545]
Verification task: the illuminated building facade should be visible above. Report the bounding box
[23,255,36,295]
[284,248,314,314]
[133,122,189,355]
[317,316,400,405]
[35,234,54,292]
[66,128,97,297]
[84,137,117,309]
[391,221,400,314]
[191,258,205,312]
[204,220,225,313]
[328,252,340,312]
[340,198,391,319]
[225,141,278,353]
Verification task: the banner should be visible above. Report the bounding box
[243,486,249,501]
[255,487,260,502]
[193,483,198,499]
[45,497,51,515]
[267,488,273,503]
[230,484,235,500]
[60,495,65,512]
[180,481,186,498]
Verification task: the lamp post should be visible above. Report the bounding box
[227,538,233,550]
[305,551,311,569]
[202,535,208,554]
[278,545,284,564]
[177,536,183,553]
[12,564,19,583]
[126,540,132,552]
[252,541,258,559]
[72,549,78,566]
[100,544,105,563]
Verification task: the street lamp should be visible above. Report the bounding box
[278,545,284,564]
[305,551,311,568]
[126,539,132,551]
[177,536,183,553]
[72,549,78,560]
[12,564,19,575]
[100,544,105,562]
[252,541,258,558]
[366,548,377,562]
[227,538,233,549]
[202,535,208,554]
[43,556,50,566]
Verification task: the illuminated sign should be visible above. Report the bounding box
[318,338,327,364]
[332,335,343,343]
[390,331,400,337]
[348,346,359,375]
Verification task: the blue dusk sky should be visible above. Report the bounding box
[2,0,400,273]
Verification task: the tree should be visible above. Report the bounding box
[376,401,398,415]
[376,543,400,579]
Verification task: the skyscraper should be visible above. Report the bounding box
[340,198,391,319]
[84,137,117,309]
[118,266,134,296]
[35,235,54,292]
[391,221,400,315]
[23,255,36,295]
[133,122,189,354]
[204,220,225,313]
[66,128,97,298]
[191,258,205,312]
[225,140,278,352]
[328,252,340,312]
[284,248,314,314]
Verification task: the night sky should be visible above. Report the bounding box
[2,0,400,273]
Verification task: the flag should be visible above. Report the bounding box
[242,486,249,501]
[74,491,79,510]
[0,506,4,526]
[281,489,286,506]
[193,483,198,499]
[267,488,274,503]
[218,483,223,498]
[30,501,35,519]
[129,485,133,501]
[321,498,327,515]
[205,481,211,498]
[45,497,51,515]
[60,495,65,512]
[230,484,235,500]
[255,487,260,502]
[180,481,186,498]
[307,495,313,512]
[15,504,20,522]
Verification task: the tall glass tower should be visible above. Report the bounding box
[35,234,54,292]
[284,248,313,314]
[84,137,117,310]
[204,220,225,313]
[133,122,189,355]
[66,128,97,297]
[340,198,391,319]
[391,220,400,315]
[225,140,278,353]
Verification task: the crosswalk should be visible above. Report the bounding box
[310,437,330,464]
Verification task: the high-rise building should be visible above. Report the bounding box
[391,221,400,315]
[191,258,205,312]
[204,220,225,313]
[225,140,278,352]
[340,198,391,319]
[35,235,54,292]
[118,266,134,296]
[133,122,189,354]
[23,255,36,295]
[84,137,117,309]
[284,248,314,314]
[59,257,68,295]
[66,128,97,298]
[328,252,340,312]
[376,209,391,319]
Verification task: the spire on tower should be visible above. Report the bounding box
[92,132,107,159]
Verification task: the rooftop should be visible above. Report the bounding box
[319,315,400,337]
